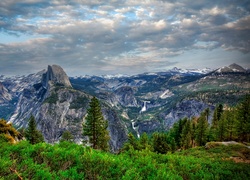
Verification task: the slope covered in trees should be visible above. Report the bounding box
[0,95,249,179]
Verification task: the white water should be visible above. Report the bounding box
[131,119,140,138]
[140,101,150,113]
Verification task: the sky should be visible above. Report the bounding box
[0,0,250,76]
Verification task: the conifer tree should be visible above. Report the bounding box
[195,112,209,146]
[224,109,237,141]
[181,118,192,149]
[204,108,210,121]
[217,111,226,141]
[60,130,74,142]
[152,132,170,154]
[236,95,250,142]
[25,115,44,144]
[83,97,110,151]
[139,132,151,150]
[122,132,139,151]
[210,104,223,141]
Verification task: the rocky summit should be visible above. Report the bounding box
[0,63,249,151]
[42,65,72,89]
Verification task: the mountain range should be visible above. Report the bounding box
[0,63,249,151]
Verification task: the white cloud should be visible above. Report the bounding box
[0,0,249,75]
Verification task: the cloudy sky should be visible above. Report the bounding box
[0,0,250,76]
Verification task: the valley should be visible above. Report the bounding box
[0,63,249,151]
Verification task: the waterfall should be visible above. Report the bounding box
[131,119,140,138]
[140,101,150,113]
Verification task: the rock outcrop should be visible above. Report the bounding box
[114,86,138,107]
[162,100,214,129]
[42,65,72,89]
[7,65,127,151]
[0,82,12,103]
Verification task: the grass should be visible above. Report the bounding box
[0,139,249,180]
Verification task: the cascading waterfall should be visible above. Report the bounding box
[131,119,140,138]
[140,101,150,113]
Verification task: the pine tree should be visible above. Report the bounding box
[83,97,110,151]
[204,108,210,121]
[139,132,151,150]
[195,112,209,146]
[152,132,170,154]
[25,115,44,144]
[60,130,74,142]
[217,111,226,141]
[224,109,237,141]
[122,132,139,151]
[181,118,192,149]
[210,104,224,141]
[236,95,250,142]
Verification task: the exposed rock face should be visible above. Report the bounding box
[0,82,12,103]
[103,108,128,152]
[162,100,214,128]
[42,65,72,89]
[114,86,138,107]
[7,65,127,151]
[137,120,161,134]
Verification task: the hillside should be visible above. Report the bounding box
[0,63,249,149]
[70,63,250,134]
[0,140,249,179]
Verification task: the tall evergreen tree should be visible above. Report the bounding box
[122,133,139,151]
[139,132,151,150]
[83,97,110,151]
[152,132,170,154]
[217,111,226,141]
[60,130,74,142]
[236,95,250,142]
[224,109,237,141]
[181,118,192,149]
[25,115,44,144]
[195,112,209,146]
[204,108,210,122]
[210,104,224,141]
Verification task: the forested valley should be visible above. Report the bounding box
[0,95,250,179]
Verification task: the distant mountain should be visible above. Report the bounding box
[70,63,250,134]
[0,63,249,150]
[168,67,212,75]
[214,63,246,74]
[1,65,127,151]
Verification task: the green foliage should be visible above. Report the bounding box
[60,130,74,142]
[0,119,21,143]
[151,132,170,154]
[69,96,88,109]
[83,97,110,151]
[236,95,250,142]
[0,141,249,180]
[195,112,209,146]
[25,115,44,144]
[122,132,139,151]
[44,92,58,104]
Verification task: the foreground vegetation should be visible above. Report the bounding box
[0,139,250,180]
[0,95,249,179]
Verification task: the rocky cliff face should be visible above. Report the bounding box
[1,63,248,150]
[161,100,214,129]
[0,82,12,103]
[114,86,138,107]
[42,65,72,89]
[7,65,127,151]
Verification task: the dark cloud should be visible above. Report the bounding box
[0,0,249,76]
